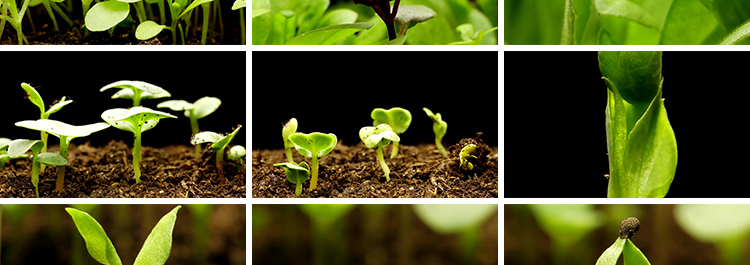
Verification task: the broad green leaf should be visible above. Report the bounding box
[101,107,176,133]
[286,22,374,44]
[359,124,400,149]
[596,237,626,265]
[599,51,662,105]
[117,0,142,3]
[189,97,221,119]
[251,0,271,44]
[504,0,565,44]
[400,0,455,45]
[133,206,181,265]
[413,205,497,234]
[623,239,651,265]
[316,9,358,29]
[100,80,165,95]
[135,20,167,40]
[720,18,750,44]
[371,107,412,134]
[85,1,130,31]
[232,0,246,10]
[157,100,195,111]
[594,0,659,30]
[20,83,44,114]
[252,8,270,17]
[708,0,750,32]
[660,0,720,44]
[289,132,337,158]
[274,162,310,184]
[15,120,110,140]
[209,125,242,151]
[6,139,43,158]
[296,0,328,34]
[66,208,123,265]
[36,152,67,166]
[268,10,297,45]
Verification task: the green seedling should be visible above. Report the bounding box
[596,217,651,265]
[600,51,677,198]
[273,161,309,196]
[29,0,74,32]
[0,139,66,197]
[359,124,400,181]
[15,119,110,192]
[0,0,30,44]
[282,118,298,163]
[0,137,26,169]
[84,0,150,33]
[232,0,246,44]
[228,145,246,170]
[66,205,181,265]
[21,82,73,170]
[371,107,411,158]
[100,80,171,107]
[135,0,215,44]
[102,107,177,183]
[191,125,243,183]
[423,107,448,157]
[288,132,337,190]
[459,144,478,171]
[157,97,221,156]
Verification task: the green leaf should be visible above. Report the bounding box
[623,239,651,265]
[45,96,73,116]
[209,125,242,151]
[85,1,130,32]
[296,0,328,34]
[36,152,67,166]
[596,237,626,265]
[359,124,400,149]
[289,132,337,158]
[101,107,176,134]
[15,120,110,143]
[233,0,246,10]
[413,205,497,234]
[397,0,455,45]
[561,0,575,44]
[157,100,195,111]
[191,131,223,144]
[720,18,750,44]
[100,80,167,96]
[66,208,123,265]
[707,0,750,32]
[177,0,214,20]
[228,145,246,160]
[20,83,45,114]
[286,22,374,44]
[135,20,167,40]
[251,0,272,44]
[133,206,181,265]
[594,0,659,29]
[316,9,358,29]
[274,161,310,184]
[371,107,412,134]
[395,5,436,26]
[660,0,721,44]
[190,97,221,119]
[423,107,447,139]
[268,10,297,45]
[6,139,44,158]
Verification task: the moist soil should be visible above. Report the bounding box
[0,140,246,198]
[252,134,498,198]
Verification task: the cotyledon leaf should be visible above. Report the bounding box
[596,237,626,265]
[66,208,123,265]
[289,132,337,158]
[623,238,651,265]
[133,206,182,265]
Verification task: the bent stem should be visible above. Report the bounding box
[309,155,319,190]
[133,128,143,183]
[390,141,399,159]
[55,137,69,192]
[377,146,390,181]
[435,138,448,157]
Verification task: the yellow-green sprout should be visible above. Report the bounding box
[274,161,310,196]
[359,124,400,181]
[424,107,448,157]
[0,139,67,197]
[371,107,411,158]
[282,118,298,163]
[288,132,337,190]
[191,125,243,183]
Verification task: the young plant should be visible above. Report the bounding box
[100,80,171,107]
[232,0,246,44]
[353,0,401,40]
[596,217,651,265]
[0,138,25,169]
[423,107,448,157]
[600,51,677,198]
[359,124,400,181]
[101,107,177,183]
[66,205,181,265]
[190,125,243,183]
[273,161,309,196]
[281,118,298,163]
[84,0,150,33]
[21,82,73,168]
[449,24,499,45]
[135,0,215,44]
[371,107,411,158]
[228,145,246,170]
[29,0,73,32]
[288,132,337,190]
[157,96,221,156]
[0,0,30,44]
[0,139,66,197]
[459,144,478,171]
[15,119,110,192]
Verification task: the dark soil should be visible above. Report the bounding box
[252,134,498,198]
[0,140,246,198]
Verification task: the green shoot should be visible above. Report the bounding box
[191,125,243,183]
[21,82,73,170]
[100,80,171,107]
[448,24,499,45]
[288,132,337,190]
[0,139,67,197]
[157,97,221,156]
[66,205,181,265]
[102,107,177,183]
[274,161,310,196]
[423,107,448,157]
[459,144,477,171]
[596,217,650,265]
[282,118,298,163]
[359,124,400,181]
[0,0,31,44]
[371,107,411,158]
[0,137,26,169]
[135,0,215,44]
[228,145,246,171]
[15,119,110,192]
[232,0,246,44]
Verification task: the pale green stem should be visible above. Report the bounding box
[390,141,399,158]
[200,3,209,44]
[134,1,147,23]
[50,2,73,27]
[377,146,390,181]
[133,128,142,183]
[216,147,225,183]
[436,138,448,157]
[295,180,302,196]
[239,8,245,44]
[189,111,201,156]
[40,131,48,172]
[157,1,165,24]
[41,0,58,31]
[285,148,294,164]
[132,90,142,107]
[459,227,480,265]
[309,155,319,190]
[31,149,40,197]
[55,137,69,192]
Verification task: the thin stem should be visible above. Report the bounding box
[189,111,201,156]
[309,155,319,190]
[285,148,294,164]
[134,1,147,24]
[157,1,165,24]
[51,2,74,27]
[295,181,302,196]
[436,138,448,157]
[239,8,245,44]
[133,128,142,183]
[377,146,390,181]
[132,90,142,107]
[55,137,69,192]
[390,141,399,159]
[200,3,209,44]
[216,147,225,183]
[40,131,48,172]
[31,150,39,197]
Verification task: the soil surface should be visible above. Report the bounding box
[252,134,498,198]
[0,140,246,198]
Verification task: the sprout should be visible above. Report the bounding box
[371,107,411,158]
[100,80,171,107]
[459,144,478,171]
[423,107,448,157]
[15,119,110,192]
[0,137,26,169]
[157,97,221,156]
[273,161,310,196]
[0,139,67,197]
[288,132,337,190]
[21,83,73,168]
[282,118,298,163]
[191,125,243,183]
[102,107,177,183]
[228,145,246,170]
[596,217,650,265]
[232,0,247,44]
[359,124,400,181]
[66,205,181,265]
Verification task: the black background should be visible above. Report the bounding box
[505,51,746,198]
[1,51,246,148]
[251,51,499,150]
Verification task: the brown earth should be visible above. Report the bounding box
[0,140,246,198]
[252,134,499,198]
